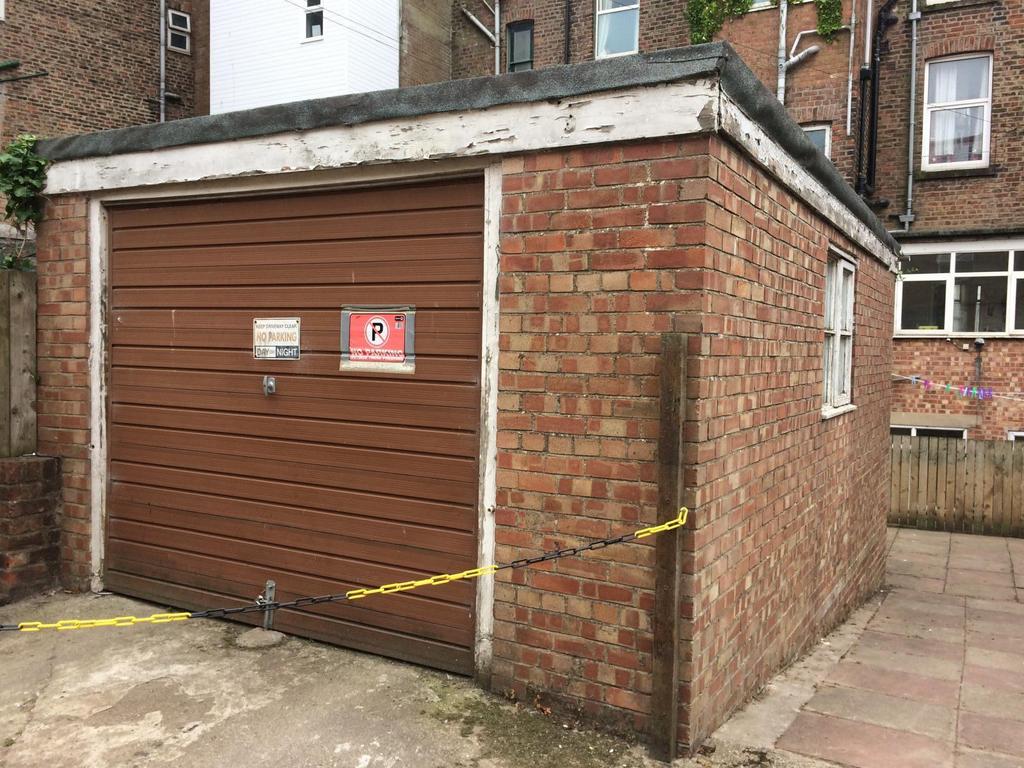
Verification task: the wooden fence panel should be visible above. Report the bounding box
[889,437,1024,537]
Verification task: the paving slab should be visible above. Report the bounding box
[964,663,1024,693]
[841,645,963,681]
[777,711,953,768]
[947,569,1016,588]
[802,685,956,740]
[960,684,1024,722]
[860,614,966,644]
[887,559,949,579]
[956,748,1024,768]
[965,646,1024,674]
[967,630,1024,657]
[873,602,966,629]
[946,583,1018,601]
[959,712,1024,759]
[966,598,1024,617]
[947,556,1013,575]
[855,629,963,662]
[825,661,961,706]
[886,573,946,593]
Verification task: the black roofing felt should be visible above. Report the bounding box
[37,42,897,253]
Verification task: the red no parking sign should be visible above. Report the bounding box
[340,307,416,373]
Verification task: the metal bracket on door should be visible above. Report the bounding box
[263,376,276,396]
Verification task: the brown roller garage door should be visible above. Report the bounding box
[104,177,484,674]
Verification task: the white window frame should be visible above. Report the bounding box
[895,239,1024,337]
[167,9,191,54]
[802,123,832,159]
[823,249,856,416]
[1009,431,1024,441]
[305,0,325,41]
[891,426,968,439]
[921,53,992,172]
[594,0,640,60]
[0,1,5,22]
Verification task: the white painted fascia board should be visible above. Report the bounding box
[44,80,720,195]
[717,93,898,271]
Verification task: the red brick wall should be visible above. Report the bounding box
[493,137,708,734]
[684,135,891,746]
[400,0,454,86]
[493,134,892,749]
[893,339,1024,440]
[34,195,92,590]
[0,457,62,604]
[0,1,199,145]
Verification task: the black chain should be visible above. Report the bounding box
[187,531,641,619]
[0,529,646,631]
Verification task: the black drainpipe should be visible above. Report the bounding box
[564,0,572,63]
[866,0,898,192]
[855,64,871,195]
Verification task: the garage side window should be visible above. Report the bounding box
[824,251,856,413]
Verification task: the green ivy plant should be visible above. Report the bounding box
[0,134,47,271]
[689,0,845,45]
[814,0,844,40]
[688,0,755,45]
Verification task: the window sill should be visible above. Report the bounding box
[594,49,639,60]
[822,403,857,420]
[915,165,999,181]
[302,36,324,44]
[747,0,812,11]
[921,0,998,13]
[894,332,1024,339]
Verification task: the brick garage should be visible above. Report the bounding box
[35,45,896,753]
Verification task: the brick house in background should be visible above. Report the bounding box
[0,1,206,146]
[453,0,1024,441]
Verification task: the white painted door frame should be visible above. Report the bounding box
[86,158,502,677]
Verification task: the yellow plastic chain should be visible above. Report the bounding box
[5,508,689,631]
[16,612,192,632]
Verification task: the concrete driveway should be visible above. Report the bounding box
[0,592,829,768]
[2,529,1021,768]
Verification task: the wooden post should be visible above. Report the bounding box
[650,333,686,763]
[0,271,37,457]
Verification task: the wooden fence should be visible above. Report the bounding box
[890,436,1024,536]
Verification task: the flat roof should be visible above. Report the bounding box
[37,42,898,253]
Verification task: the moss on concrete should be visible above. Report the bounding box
[424,675,648,768]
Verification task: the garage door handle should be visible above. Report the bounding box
[263,376,276,396]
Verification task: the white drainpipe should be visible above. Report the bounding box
[899,0,921,230]
[494,0,501,75]
[846,0,858,135]
[159,0,167,122]
[777,0,788,102]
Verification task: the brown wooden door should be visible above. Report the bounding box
[104,178,484,673]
